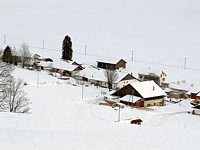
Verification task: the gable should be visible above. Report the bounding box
[117,59,127,64]
[112,84,141,98]
[119,74,138,82]
[130,81,166,99]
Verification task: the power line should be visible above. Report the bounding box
[1,38,200,71]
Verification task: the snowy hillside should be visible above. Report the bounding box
[0,66,200,150]
[1,0,200,149]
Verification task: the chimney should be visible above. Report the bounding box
[153,86,155,91]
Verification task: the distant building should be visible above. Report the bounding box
[97,58,127,70]
[167,82,190,99]
[50,59,83,77]
[75,66,139,90]
[138,69,167,87]
[117,73,139,89]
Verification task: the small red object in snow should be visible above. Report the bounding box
[130,119,143,125]
[105,100,117,105]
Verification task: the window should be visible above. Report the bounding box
[139,75,143,79]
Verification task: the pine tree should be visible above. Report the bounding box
[2,45,13,64]
[61,35,73,61]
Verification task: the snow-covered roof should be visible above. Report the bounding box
[39,61,52,68]
[78,66,106,81]
[120,95,141,103]
[138,68,166,77]
[97,57,126,64]
[52,59,78,71]
[130,80,166,99]
[78,66,131,83]
[169,82,200,93]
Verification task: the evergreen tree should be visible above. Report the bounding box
[61,35,73,61]
[2,46,13,64]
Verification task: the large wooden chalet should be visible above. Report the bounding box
[112,80,166,107]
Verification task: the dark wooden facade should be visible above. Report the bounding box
[120,99,144,107]
[97,59,126,70]
[112,84,141,98]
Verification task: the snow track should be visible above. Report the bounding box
[143,111,190,126]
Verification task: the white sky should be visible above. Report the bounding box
[0,0,200,66]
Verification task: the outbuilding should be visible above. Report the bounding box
[130,119,143,125]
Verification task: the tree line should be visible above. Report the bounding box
[0,42,31,68]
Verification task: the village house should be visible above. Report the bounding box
[50,59,83,77]
[138,69,167,87]
[97,58,127,70]
[187,86,200,101]
[32,54,41,63]
[167,82,190,99]
[31,54,54,70]
[112,80,166,107]
[117,73,140,89]
[75,66,139,90]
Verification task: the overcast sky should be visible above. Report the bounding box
[1,0,200,66]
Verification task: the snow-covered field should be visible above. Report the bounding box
[0,67,200,150]
[1,0,200,149]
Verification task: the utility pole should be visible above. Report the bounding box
[42,40,45,49]
[81,82,84,99]
[131,50,135,61]
[118,106,121,122]
[4,35,7,44]
[84,45,87,55]
[184,57,187,69]
[37,66,41,88]
[131,50,133,61]
[37,70,39,88]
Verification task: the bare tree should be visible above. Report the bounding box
[0,62,13,111]
[6,78,31,113]
[0,89,7,111]
[19,42,31,68]
[0,62,30,113]
[104,69,119,91]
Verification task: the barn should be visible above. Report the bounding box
[97,58,127,70]
[112,80,166,107]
